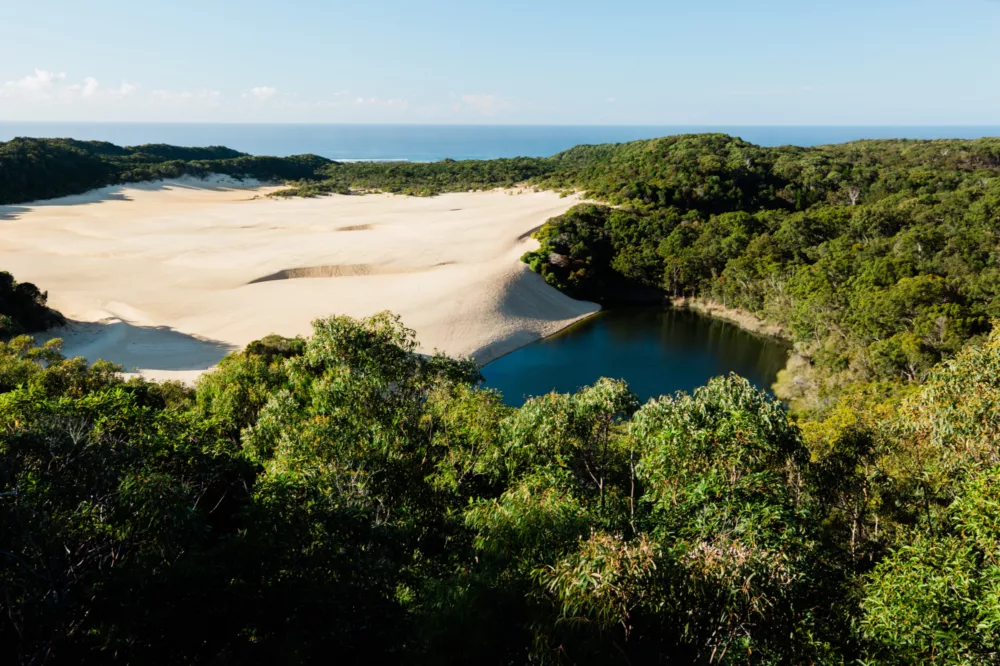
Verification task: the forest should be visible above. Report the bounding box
[3,133,1000,663]
[0,137,331,204]
[520,135,1000,412]
[2,313,999,664]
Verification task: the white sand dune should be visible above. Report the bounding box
[0,178,598,382]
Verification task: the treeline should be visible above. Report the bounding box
[274,156,554,197]
[0,137,331,204]
[2,313,999,664]
[0,271,64,338]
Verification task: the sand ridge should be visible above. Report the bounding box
[0,178,598,382]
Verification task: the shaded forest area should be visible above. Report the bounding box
[3,313,1000,664]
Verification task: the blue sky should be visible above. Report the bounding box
[1,0,998,124]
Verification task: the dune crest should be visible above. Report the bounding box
[1,183,598,381]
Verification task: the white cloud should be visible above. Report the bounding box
[248,85,277,101]
[1,70,120,103]
[1,69,67,97]
[14,69,65,91]
[459,93,511,116]
[0,68,522,122]
[81,77,100,98]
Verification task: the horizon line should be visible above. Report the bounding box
[2,120,1000,129]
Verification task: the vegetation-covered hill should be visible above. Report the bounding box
[517,135,1000,407]
[0,137,332,204]
[3,313,1000,664]
[273,156,555,197]
[274,132,1000,399]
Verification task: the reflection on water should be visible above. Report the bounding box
[481,307,789,407]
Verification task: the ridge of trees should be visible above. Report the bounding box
[3,313,1000,664]
[518,134,1000,403]
[0,137,332,204]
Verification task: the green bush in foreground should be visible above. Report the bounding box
[3,312,1000,664]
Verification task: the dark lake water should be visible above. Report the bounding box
[481,307,789,406]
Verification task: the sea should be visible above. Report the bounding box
[2,123,999,162]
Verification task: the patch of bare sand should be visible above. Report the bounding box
[0,180,598,382]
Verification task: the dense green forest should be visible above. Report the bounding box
[518,135,1000,410]
[4,133,1000,663]
[0,137,331,204]
[2,313,999,664]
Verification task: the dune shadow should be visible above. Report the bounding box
[1,176,267,214]
[517,223,546,241]
[44,319,238,372]
[249,264,377,283]
[248,261,455,284]
[498,269,600,323]
[0,205,30,221]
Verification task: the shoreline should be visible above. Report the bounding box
[669,297,791,343]
[7,176,795,385]
[474,306,603,368]
[476,296,794,372]
[669,297,800,401]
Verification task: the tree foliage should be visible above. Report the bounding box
[3,313,998,664]
[522,135,1000,392]
[0,137,331,204]
[0,271,64,338]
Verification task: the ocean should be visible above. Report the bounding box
[1,123,999,162]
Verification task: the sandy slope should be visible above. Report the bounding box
[0,178,598,382]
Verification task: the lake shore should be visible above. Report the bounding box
[0,179,598,382]
[669,296,790,342]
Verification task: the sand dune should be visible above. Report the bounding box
[0,178,598,382]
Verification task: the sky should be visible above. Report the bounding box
[1,0,999,125]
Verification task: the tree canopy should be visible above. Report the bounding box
[518,135,1000,404]
[3,312,1000,664]
[0,137,332,204]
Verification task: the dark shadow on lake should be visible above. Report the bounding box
[481,307,789,406]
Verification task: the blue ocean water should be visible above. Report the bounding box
[1,123,998,161]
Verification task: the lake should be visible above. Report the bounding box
[481,307,789,406]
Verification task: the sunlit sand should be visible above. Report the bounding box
[0,177,598,382]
